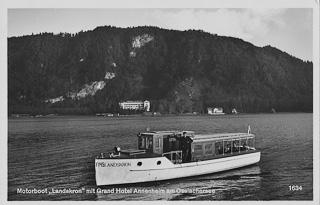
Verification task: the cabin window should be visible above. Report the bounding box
[193,144,203,156]
[215,141,223,155]
[204,143,213,155]
[139,137,145,149]
[247,138,254,147]
[169,138,176,142]
[232,139,240,152]
[146,137,153,149]
[224,140,232,154]
[155,138,161,148]
[231,140,235,152]
[239,138,248,151]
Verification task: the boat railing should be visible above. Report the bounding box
[162,150,182,164]
[121,149,146,155]
[245,146,256,150]
[219,145,256,156]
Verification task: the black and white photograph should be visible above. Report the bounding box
[3,0,319,203]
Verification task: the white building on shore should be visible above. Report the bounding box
[207,107,225,115]
[119,100,150,112]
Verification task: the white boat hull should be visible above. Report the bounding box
[95,151,260,186]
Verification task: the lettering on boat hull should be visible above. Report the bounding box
[95,162,131,167]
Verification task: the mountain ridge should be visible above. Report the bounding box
[8,26,313,115]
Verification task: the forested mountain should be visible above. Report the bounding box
[8,26,313,115]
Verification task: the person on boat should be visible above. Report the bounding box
[218,145,222,154]
[180,132,193,162]
[224,144,231,153]
[241,143,247,151]
[233,142,238,152]
[148,140,153,148]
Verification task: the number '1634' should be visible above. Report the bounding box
[289,185,302,191]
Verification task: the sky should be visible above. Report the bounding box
[7,8,314,62]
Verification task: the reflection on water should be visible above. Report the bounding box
[8,114,312,200]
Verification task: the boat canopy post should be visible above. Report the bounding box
[231,139,233,154]
[222,140,224,155]
[246,138,248,151]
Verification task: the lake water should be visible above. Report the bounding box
[8,113,313,201]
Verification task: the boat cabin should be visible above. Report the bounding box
[191,133,256,161]
[137,131,256,163]
[137,131,195,154]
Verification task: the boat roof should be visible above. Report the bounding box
[140,130,254,141]
[193,133,255,142]
[141,130,195,135]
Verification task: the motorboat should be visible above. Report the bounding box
[95,126,260,186]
